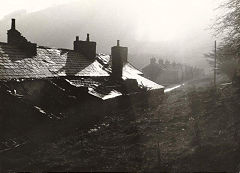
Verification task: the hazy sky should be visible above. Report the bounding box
[0,0,222,70]
[0,0,75,19]
[0,0,218,42]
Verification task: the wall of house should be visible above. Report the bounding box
[157,70,179,85]
[0,78,164,143]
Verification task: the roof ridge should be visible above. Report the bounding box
[126,61,143,73]
[37,46,74,52]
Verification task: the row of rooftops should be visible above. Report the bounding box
[0,19,125,79]
[0,19,164,98]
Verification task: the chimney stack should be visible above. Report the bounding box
[86,33,90,42]
[74,33,96,60]
[111,40,128,79]
[7,19,37,56]
[11,18,16,30]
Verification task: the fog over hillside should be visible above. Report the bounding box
[0,0,216,71]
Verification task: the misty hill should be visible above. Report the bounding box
[0,1,139,52]
[0,0,210,70]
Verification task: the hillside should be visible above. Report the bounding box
[1,77,240,172]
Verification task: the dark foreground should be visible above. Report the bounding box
[1,77,240,172]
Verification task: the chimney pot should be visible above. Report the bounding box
[76,36,79,41]
[117,40,120,46]
[11,18,16,30]
[86,33,90,42]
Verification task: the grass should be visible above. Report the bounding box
[1,78,240,172]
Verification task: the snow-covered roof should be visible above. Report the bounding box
[0,42,164,100]
[66,55,164,100]
[0,42,109,80]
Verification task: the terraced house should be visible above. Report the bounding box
[0,19,164,125]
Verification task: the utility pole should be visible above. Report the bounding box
[214,40,217,87]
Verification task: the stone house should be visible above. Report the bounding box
[0,19,164,122]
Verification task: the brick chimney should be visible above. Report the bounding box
[111,40,128,79]
[7,19,37,56]
[73,34,96,60]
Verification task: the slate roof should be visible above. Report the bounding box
[96,55,163,90]
[0,42,109,80]
[0,42,164,100]
[65,55,164,100]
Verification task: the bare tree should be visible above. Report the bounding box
[206,0,240,80]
